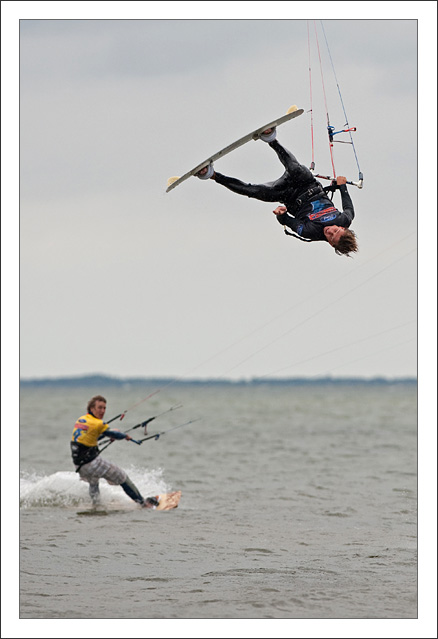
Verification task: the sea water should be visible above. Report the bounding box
[17,382,418,626]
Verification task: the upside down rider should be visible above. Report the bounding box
[196,127,358,257]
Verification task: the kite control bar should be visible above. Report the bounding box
[311,169,364,189]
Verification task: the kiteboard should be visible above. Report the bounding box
[166,105,304,192]
[76,491,182,515]
[155,490,182,511]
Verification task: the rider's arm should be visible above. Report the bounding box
[98,429,130,441]
[338,184,355,221]
[274,208,300,232]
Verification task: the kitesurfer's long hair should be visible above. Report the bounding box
[87,395,107,414]
[334,229,358,257]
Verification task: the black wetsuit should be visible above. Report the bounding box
[213,139,355,242]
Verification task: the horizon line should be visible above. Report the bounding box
[20,373,417,384]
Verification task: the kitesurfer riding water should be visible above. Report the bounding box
[197,128,358,257]
[71,395,159,508]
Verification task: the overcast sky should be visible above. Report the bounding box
[5,4,436,381]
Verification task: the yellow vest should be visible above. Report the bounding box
[72,413,109,448]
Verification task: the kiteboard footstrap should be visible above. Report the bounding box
[196,163,215,179]
[260,128,277,143]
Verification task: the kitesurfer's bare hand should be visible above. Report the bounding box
[336,176,347,185]
[273,206,287,216]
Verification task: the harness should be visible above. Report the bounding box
[292,183,326,213]
[71,441,100,473]
[284,181,338,242]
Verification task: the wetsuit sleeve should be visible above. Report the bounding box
[98,429,128,440]
[275,211,300,233]
[338,184,355,221]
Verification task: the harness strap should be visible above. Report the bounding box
[293,184,325,212]
[284,182,334,242]
[323,181,338,201]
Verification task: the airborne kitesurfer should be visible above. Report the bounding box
[197,128,357,257]
[71,395,158,508]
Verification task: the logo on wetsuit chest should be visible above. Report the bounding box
[316,212,337,222]
[308,200,338,221]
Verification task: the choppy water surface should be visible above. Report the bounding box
[18,383,417,621]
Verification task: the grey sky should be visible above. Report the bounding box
[10,7,434,381]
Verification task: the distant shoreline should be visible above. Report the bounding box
[20,374,417,387]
